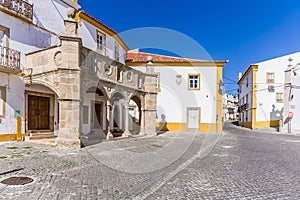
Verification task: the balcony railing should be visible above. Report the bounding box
[0,45,21,73]
[0,0,33,20]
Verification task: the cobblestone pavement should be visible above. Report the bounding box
[0,122,299,199]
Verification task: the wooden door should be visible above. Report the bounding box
[28,95,49,130]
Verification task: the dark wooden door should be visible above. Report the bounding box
[28,95,49,130]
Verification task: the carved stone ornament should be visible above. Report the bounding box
[127,71,133,82]
[54,51,62,66]
[176,74,182,85]
[105,65,113,76]
[66,7,76,19]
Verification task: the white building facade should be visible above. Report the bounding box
[238,52,300,129]
[127,51,227,133]
[222,94,239,121]
[283,58,300,133]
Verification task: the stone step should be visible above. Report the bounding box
[29,132,57,140]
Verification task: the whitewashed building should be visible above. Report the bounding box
[127,50,228,133]
[238,52,300,130]
[283,58,300,133]
[222,94,239,121]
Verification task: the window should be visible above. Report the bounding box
[114,42,120,62]
[0,86,6,118]
[188,74,200,90]
[266,72,275,83]
[276,93,283,103]
[96,31,106,55]
[246,78,249,87]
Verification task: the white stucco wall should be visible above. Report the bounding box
[255,53,300,123]
[135,66,217,124]
[239,71,253,123]
[30,0,70,36]
[285,53,300,132]
[0,74,25,134]
[78,20,127,63]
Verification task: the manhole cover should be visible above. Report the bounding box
[1,177,33,185]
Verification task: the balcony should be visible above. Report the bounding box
[0,45,21,74]
[0,0,33,20]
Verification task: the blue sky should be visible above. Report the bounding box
[79,0,300,95]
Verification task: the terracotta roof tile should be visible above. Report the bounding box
[126,51,227,63]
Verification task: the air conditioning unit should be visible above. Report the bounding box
[268,85,275,92]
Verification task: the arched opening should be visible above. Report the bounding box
[129,96,141,135]
[110,92,125,136]
[25,84,59,135]
[82,86,108,136]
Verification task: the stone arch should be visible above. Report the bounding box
[129,95,142,134]
[29,80,60,98]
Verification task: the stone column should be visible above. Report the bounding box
[139,96,146,135]
[56,99,81,148]
[106,101,113,140]
[55,18,82,148]
[122,100,132,137]
[143,56,159,136]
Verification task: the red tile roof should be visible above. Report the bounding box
[126,51,227,64]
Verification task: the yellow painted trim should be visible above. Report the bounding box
[255,120,280,128]
[252,66,258,129]
[216,66,223,133]
[0,133,27,142]
[96,30,106,55]
[266,72,275,84]
[78,12,129,52]
[156,122,220,133]
[276,92,284,103]
[241,120,280,129]
[238,65,258,84]
[0,134,17,142]
[126,61,228,67]
[188,73,200,91]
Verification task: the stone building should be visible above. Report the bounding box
[0,0,159,147]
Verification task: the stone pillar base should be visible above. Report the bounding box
[122,131,132,137]
[106,132,114,140]
[55,137,81,149]
[138,130,146,136]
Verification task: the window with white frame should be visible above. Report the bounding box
[114,42,120,62]
[266,72,275,83]
[276,93,283,103]
[0,86,6,117]
[188,74,200,90]
[96,31,106,55]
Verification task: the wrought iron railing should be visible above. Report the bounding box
[0,45,21,71]
[0,0,33,20]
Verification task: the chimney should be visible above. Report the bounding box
[238,72,242,80]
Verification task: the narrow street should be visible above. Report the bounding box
[0,122,299,199]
